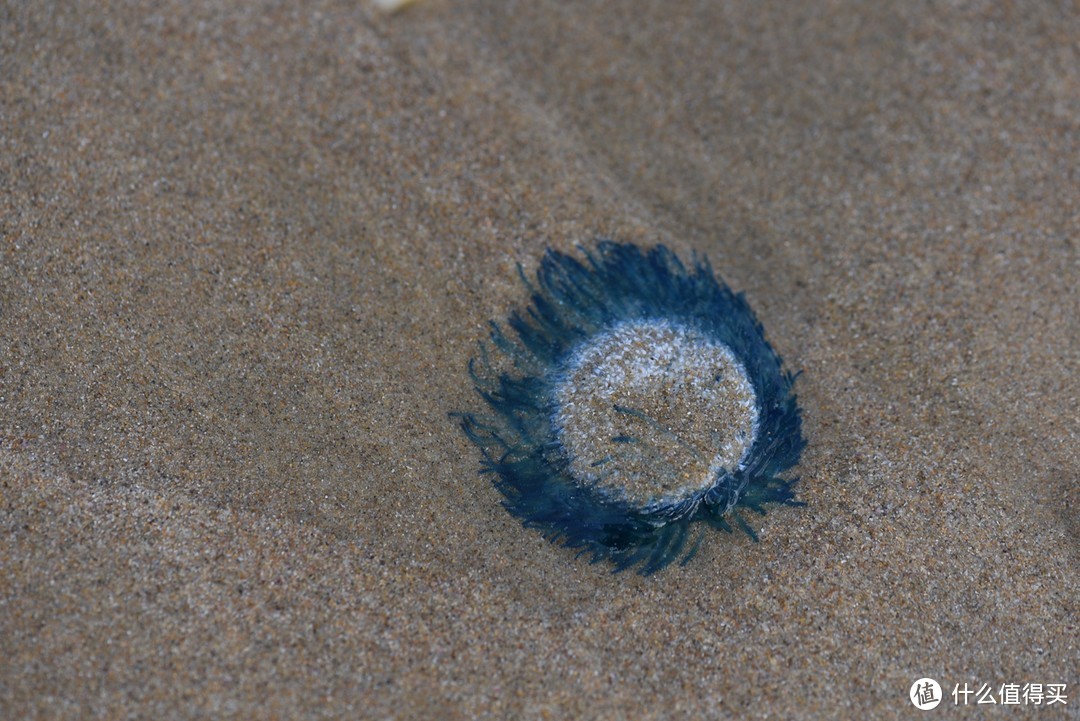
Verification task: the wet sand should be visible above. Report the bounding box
[2,0,1077,718]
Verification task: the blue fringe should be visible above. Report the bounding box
[453,241,806,575]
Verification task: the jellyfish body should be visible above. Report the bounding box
[456,241,805,574]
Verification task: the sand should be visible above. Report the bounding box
[1,0,1077,718]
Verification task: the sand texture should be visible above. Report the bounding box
[2,0,1077,718]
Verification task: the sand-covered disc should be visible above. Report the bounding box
[553,320,758,506]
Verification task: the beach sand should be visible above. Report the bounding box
[2,0,1077,718]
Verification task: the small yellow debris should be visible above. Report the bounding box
[372,0,421,12]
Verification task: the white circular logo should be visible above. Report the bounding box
[910,678,942,710]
